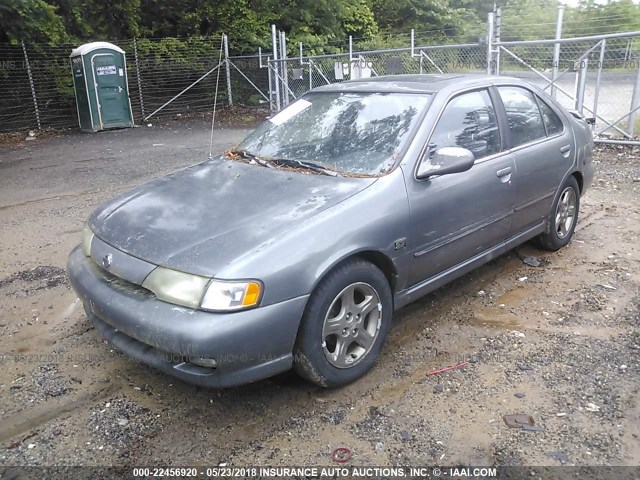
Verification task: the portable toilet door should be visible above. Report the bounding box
[70,42,134,132]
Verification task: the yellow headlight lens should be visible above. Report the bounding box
[243,282,261,306]
[81,225,94,257]
[142,267,209,309]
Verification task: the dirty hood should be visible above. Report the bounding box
[89,157,373,276]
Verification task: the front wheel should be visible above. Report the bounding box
[293,258,393,388]
[537,176,580,251]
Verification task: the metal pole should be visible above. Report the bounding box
[595,138,640,146]
[498,30,640,46]
[625,39,631,63]
[280,31,289,106]
[133,37,146,120]
[301,42,313,91]
[629,61,640,136]
[411,29,415,56]
[21,41,41,130]
[592,39,606,127]
[575,59,588,114]
[349,35,353,78]
[551,5,564,99]
[495,7,502,75]
[223,34,233,106]
[486,13,494,75]
[271,24,280,111]
[279,30,284,104]
[267,60,274,112]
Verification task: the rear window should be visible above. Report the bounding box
[536,96,564,136]
[498,86,546,147]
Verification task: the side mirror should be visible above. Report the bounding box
[417,147,475,179]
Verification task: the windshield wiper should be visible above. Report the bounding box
[269,158,341,177]
[225,148,274,168]
[226,149,339,177]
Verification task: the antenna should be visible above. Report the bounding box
[209,35,225,159]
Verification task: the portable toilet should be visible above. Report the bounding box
[70,42,134,132]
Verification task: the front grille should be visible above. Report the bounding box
[88,259,154,299]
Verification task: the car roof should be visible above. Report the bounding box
[311,74,530,94]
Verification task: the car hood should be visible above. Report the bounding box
[89,156,375,277]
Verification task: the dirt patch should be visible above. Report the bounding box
[0,266,69,296]
[0,131,638,468]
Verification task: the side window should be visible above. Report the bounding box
[536,95,564,136]
[429,89,501,160]
[498,86,546,147]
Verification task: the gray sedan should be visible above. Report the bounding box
[67,74,594,388]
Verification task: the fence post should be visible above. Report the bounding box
[279,31,289,107]
[628,62,640,136]
[133,37,146,120]
[486,12,494,75]
[494,7,502,75]
[551,5,564,99]
[349,35,353,78]
[575,59,588,114]
[271,24,281,111]
[21,41,41,130]
[223,34,233,106]
[592,39,606,127]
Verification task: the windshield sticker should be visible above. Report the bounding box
[96,65,117,75]
[269,99,312,126]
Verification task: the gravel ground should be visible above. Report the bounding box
[0,122,638,469]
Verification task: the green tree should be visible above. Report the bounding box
[0,0,66,43]
[82,0,141,38]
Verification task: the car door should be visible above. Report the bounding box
[496,86,574,233]
[404,88,516,285]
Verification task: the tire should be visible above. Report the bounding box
[293,258,393,388]
[537,175,580,251]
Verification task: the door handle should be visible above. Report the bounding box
[496,167,512,177]
[560,145,571,153]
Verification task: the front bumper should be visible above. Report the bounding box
[67,246,308,387]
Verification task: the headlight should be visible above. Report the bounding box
[201,280,262,312]
[142,267,209,309]
[81,225,94,256]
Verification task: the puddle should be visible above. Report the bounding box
[472,307,521,329]
[496,286,535,307]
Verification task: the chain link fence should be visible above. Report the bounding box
[0,36,230,132]
[2,29,640,141]
[265,44,488,112]
[0,42,79,131]
[495,35,640,139]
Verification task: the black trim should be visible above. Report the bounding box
[489,85,511,150]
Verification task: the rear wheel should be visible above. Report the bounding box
[293,258,392,388]
[537,176,580,251]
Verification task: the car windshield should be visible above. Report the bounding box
[234,92,431,176]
